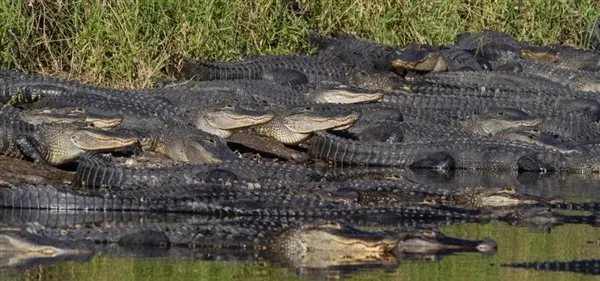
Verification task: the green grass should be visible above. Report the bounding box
[0,0,599,88]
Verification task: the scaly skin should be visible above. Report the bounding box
[501,259,600,275]
[73,152,323,189]
[308,30,403,71]
[513,59,600,92]
[180,55,404,92]
[26,95,238,163]
[0,117,139,166]
[308,131,600,172]
[520,44,600,71]
[255,104,361,144]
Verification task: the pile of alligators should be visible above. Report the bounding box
[1,29,599,278]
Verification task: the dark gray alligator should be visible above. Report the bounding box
[308,131,600,172]
[501,259,600,275]
[179,55,405,92]
[73,152,323,189]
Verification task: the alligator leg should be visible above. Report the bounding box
[15,135,46,164]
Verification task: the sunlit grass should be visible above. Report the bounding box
[0,0,598,88]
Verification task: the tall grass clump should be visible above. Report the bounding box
[0,0,598,88]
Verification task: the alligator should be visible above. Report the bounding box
[407,82,600,120]
[19,107,124,129]
[0,116,139,166]
[73,152,323,189]
[309,180,559,209]
[179,55,405,92]
[501,259,600,275]
[407,71,597,102]
[307,30,403,71]
[24,95,238,163]
[520,44,600,71]
[0,70,133,105]
[391,44,448,72]
[254,104,361,144]
[308,131,600,172]
[349,109,543,143]
[508,59,600,92]
[453,30,523,52]
[0,219,497,278]
[0,229,94,279]
[186,102,275,138]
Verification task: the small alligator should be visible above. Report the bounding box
[501,259,600,275]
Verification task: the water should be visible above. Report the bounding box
[1,171,599,281]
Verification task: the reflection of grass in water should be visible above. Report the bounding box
[5,222,599,281]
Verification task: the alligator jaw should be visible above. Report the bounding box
[394,229,497,254]
[204,109,275,130]
[276,221,399,268]
[69,128,139,150]
[392,46,448,72]
[312,87,385,104]
[283,111,361,133]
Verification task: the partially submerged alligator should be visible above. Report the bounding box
[0,219,496,277]
[501,259,600,275]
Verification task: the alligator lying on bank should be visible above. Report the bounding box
[501,259,600,275]
[179,55,405,92]
[309,131,600,172]
[0,106,140,166]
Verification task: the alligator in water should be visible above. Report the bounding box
[501,259,600,275]
[0,219,497,278]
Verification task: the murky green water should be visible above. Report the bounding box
[1,172,599,281]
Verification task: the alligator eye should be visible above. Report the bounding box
[503,185,516,194]
[321,221,343,229]
[423,198,436,205]
[494,111,504,116]
[422,229,436,238]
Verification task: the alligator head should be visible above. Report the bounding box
[393,228,497,255]
[458,108,543,136]
[392,44,447,72]
[162,130,238,163]
[194,103,275,138]
[0,230,93,278]
[256,105,361,144]
[37,124,140,165]
[275,220,399,268]
[21,107,123,128]
[308,85,384,104]
[444,185,563,209]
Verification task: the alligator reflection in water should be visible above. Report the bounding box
[0,215,496,280]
